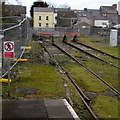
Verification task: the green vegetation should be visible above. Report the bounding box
[2,36,119,119]
[53,36,119,119]
[2,41,93,119]
[2,42,65,98]
[2,64,65,98]
[92,95,119,118]
[77,36,119,57]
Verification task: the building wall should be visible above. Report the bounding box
[118,1,120,15]
[34,12,55,28]
[79,17,93,26]
[94,20,109,28]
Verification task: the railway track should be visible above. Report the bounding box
[51,42,120,96]
[62,35,119,69]
[72,35,120,60]
[41,43,98,120]
[39,35,119,119]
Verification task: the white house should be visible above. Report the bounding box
[94,20,110,28]
[118,1,120,15]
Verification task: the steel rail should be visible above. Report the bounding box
[72,35,120,60]
[52,43,120,96]
[41,43,98,120]
[42,43,90,102]
[63,41,119,69]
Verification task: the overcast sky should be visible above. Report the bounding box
[11,0,120,16]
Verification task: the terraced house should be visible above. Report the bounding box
[33,7,56,28]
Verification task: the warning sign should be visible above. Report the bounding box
[4,41,14,59]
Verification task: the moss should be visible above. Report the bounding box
[2,64,65,98]
[92,95,119,118]
[77,36,120,57]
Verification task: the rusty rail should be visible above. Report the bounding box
[62,37,119,69]
[41,43,98,120]
[52,42,120,96]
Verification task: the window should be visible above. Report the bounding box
[39,23,42,27]
[39,16,41,20]
[102,22,107,25]
[46,16,49,20]
[46,23,49,27]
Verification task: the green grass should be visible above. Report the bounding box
[2,39,119,119]
[92,95,119,118]
[64,63,108,92]
[77,36,120,57]
[52,38,119,119]
[2,41,93,119]
[2,64,65,98]
[62,63,119,119]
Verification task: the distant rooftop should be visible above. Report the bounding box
[34,7,54,12]
[58,10,77,18]
[2,5,26,16]
[100,6,118,14]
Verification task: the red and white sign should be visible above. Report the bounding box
[4,41,14,58]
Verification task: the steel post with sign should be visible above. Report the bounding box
[4,41,14,59]
[3,41,14,96]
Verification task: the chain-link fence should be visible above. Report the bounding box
[1,18,28,77]
[1,16,25,30]
[33,27,111,40]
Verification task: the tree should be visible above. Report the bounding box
[30,1,49,17]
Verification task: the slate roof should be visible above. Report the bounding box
[57,10,77,18]
[76,9,106,20]
[76,9,118,23]
[34,7,54,12]
[2,5,26,16]
[100,6,118,14]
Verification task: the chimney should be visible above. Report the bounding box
[84,8,87,11]
[112,4,117,9]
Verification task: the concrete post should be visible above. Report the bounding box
[110,29,118,46]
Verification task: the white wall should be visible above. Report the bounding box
[94,20,109,28]
[118,1,120,15]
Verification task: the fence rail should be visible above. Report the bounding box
[1,17,28,77]
[33,27,111,39]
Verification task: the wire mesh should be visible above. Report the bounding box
[33,27,110,40]
[1,18,28,76]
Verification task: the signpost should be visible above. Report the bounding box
[3,41,14,96]
[4,41,14,59]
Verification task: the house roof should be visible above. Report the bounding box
[100,6,118,14]
[2,5,26,16]
[34,7,54,12]
[76,9,105,20]
[58,10,77,18]
[113,24,120,28]
[76,9,118,24]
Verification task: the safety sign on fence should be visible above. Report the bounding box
[4,41,14,59]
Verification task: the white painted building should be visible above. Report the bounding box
[94,20,109,28]
[118,1,120,15]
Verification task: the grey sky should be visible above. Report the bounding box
[11,0,120,16]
